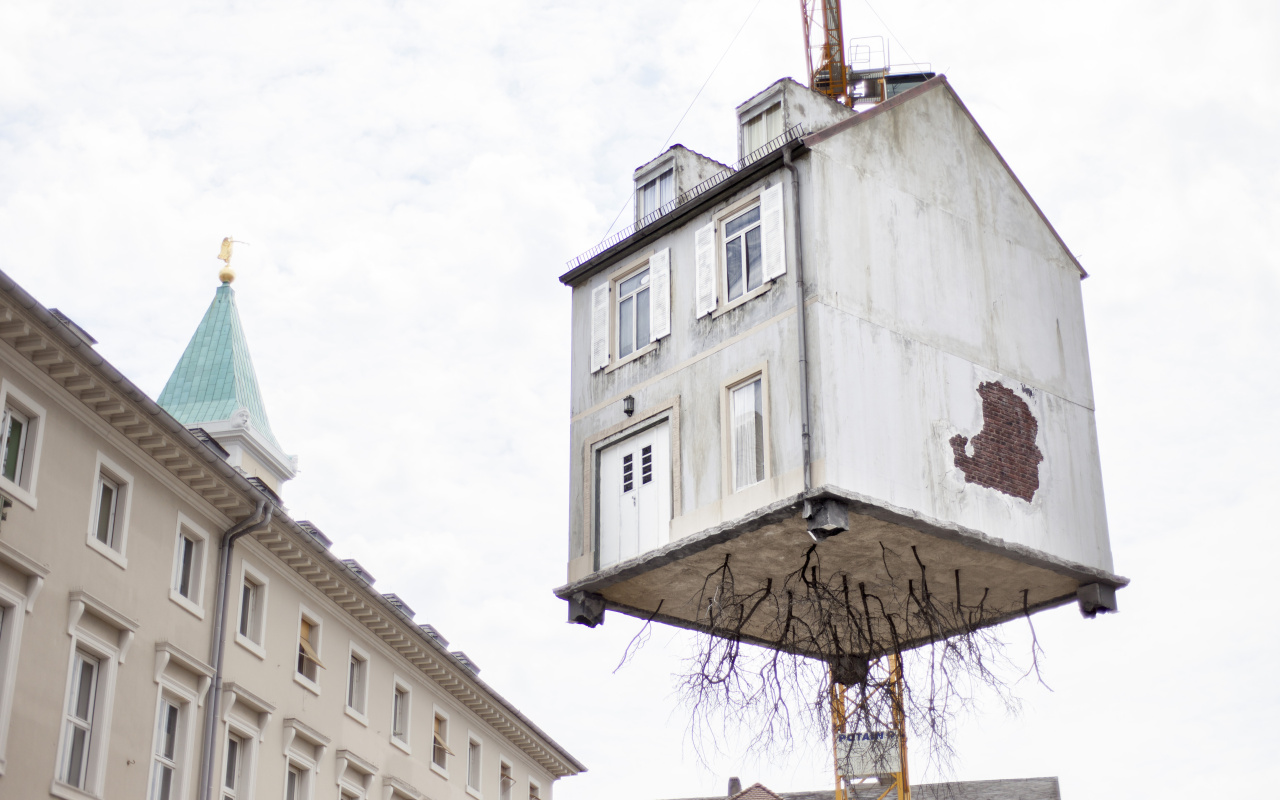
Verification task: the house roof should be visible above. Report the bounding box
[157,281,281,448]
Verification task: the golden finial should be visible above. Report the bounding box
[216,237,247,283]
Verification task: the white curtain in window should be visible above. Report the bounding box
[731,380,763,490]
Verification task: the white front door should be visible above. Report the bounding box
[598,421,671,569]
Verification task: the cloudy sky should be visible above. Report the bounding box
[2,0,1277,796]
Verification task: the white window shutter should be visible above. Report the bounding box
[649,248,671,340]
[694,223,717,318]
[590,283,610,372]
[761,183,786,281]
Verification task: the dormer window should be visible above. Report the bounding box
[742,102,782,155]
[638,169,674,220]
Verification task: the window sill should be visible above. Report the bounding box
[711,280,773,319]
[293,673,321,696]
[50,779,101,800]
[234,632,266,660]
[430,762,449,780]
[0,477,35,511]
[390,735,411,755]
[85,536,127,570]
[603,341,658,374]
[168,589,206,620]
[345,706,368,727]
[466,786,483,800]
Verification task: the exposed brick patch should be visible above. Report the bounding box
[949,382,1043,502]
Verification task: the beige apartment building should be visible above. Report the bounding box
[0,267,583,800]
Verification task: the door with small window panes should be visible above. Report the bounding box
[598,421,670,569]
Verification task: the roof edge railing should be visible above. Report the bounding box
[565,124,806,271]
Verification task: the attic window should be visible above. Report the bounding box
[638,169,674,219]
[742,102,782,155]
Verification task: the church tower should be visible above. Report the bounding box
[158,261,297,495]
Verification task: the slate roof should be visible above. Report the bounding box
[157,282,281,448]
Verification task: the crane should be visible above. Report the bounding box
[801,0,935,110]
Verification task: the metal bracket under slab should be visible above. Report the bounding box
[805,498,850,541]
[829,654,870,686]
[568,591,606,627]
[1077,583,1118,618]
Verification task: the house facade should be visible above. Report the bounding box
[0,269,582,800]
[556,77,1125,652]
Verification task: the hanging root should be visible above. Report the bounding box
[639,545,1045,773]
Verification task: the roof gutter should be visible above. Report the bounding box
[198,500,274,800]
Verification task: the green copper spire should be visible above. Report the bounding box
[158,282,281,449]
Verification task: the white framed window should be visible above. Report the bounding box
[222,730,246,800]
[723,204,763,303]
[0,380,45,508]
[281,718,326,800]
[295,608,323,691]
[284,761,309,800]
[148,696,189,800]
[694,184,786,318]
[466,734,483,797]
[345,644,369,722]
[431,708,452,775]
[638,167,674,220]
[742,101,782,155]
[0,550,42,776]
[235,562,269,658]
[222,687,268,800]
[59,649,101,791]
[54,593,134,800]
[391,677,412,752]
[589,249,671,373]
[528,779,542,800]
[85,452,134,568]
[727,374,766,492]
[170,514,210,618]
[499,759,514,800]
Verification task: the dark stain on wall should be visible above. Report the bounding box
[949,382,1043,502]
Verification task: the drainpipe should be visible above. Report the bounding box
[198,500,273,800]
[783,146,812,493]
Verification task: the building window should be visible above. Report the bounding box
[59,650,100,790]
[235,563,268,656]
[0,381,44,505]
[729,376,766,491]
[529,780,541,800]
[1,407,29,485]
[295,611,323,687]
[432,711,451,772]
[467,736,482,794]
[85,452,133,567]
[724,205,763,303]
[590,250,671,373]
[616,267,651,360]
[499,760,514,800]
[284,763,305,800]
[170,515,209,617]
[345,646,368,719]
[149,698,183,800]
[638,168,674,220]
[391,682,411,747]
[0,568,39,772]
[223,731,245,800]
[597,420,672,569]
[742,101,782,155]
[695,185,785,318]
[93,474,120,546]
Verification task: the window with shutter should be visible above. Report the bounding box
[590,283,610,372]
